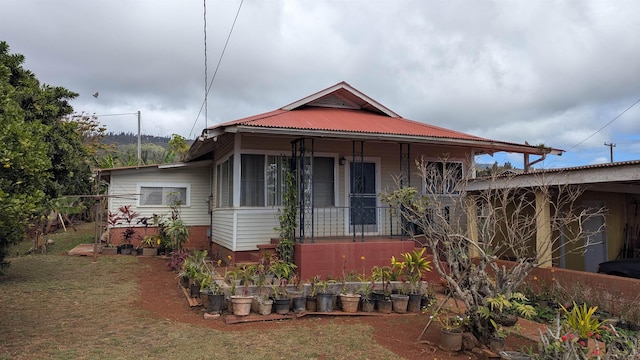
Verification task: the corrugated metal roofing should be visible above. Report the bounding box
[195,82,563,158]
[218,107,485,141]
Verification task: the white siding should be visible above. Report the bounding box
[108,165,211,226]
[212,209,234,250]
[208,134,474,251]
[235,209,280,251]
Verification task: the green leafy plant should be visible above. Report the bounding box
[391,247,432,294]
[490,319,508,339]
[164,218,189,250]
[478,292,537,321]
[275,168,297,263]
[269,258,297,284]
[561,302,604,340]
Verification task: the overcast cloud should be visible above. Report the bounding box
[2,0,640,168]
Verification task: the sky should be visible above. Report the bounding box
[2,0,640,169]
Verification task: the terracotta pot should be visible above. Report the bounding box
[340,294,361,313]
[230,295,253,316]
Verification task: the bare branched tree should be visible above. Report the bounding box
[381,156,606,343]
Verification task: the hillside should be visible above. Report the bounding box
[104,132,172,147]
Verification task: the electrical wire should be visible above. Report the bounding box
[189,0,244,139]
[564,96,640,153]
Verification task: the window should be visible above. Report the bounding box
[424,161,463,194]
[241,154,265,206]
[217,156,233,207]
[266,155,288,206]
[138,183,189,207]
[312,157,335,207]
[240,154,335,207]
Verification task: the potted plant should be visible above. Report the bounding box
[489,319,508,353]
[271,283,291,315]
[140,234,159,256]
[269,258,297,286]
[431,310,469,352]
[102,211,120,255]
[179,250,208,298]
[377,281,393,314]
[115,205,140,255]
[305,276,320,311]
[164,218,189,251]
[228,266,254,316]
[478,292,537,328]
[338,279,361,313]
[315,279,337,313]
[358,279,375,312]
[391,248,432,313]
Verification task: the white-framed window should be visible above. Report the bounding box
[216,155,233,208]
[138,183,190,207]
[423,161,463,195]
[240,154,335,207]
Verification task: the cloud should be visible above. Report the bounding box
[1,0,639,166]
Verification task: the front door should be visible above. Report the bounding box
[349,161,378,233]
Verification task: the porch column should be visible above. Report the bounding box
[465,195,479,258]
[535,189,552,268]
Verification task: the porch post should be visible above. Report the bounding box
[465,195,479,258]
[535,189,552,268]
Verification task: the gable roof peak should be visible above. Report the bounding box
[281,81,401,118]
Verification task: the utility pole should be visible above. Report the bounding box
[604,142,616,163]
[137,110,141,165]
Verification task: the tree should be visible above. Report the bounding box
[0,41,93,269]
[381,156,605,345]
[168,134,189,162]
[65,112,112,167]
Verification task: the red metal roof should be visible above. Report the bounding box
[215,107,486,141]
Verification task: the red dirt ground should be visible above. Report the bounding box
[136,257,538,359]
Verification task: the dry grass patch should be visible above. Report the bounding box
[0,224,401,360]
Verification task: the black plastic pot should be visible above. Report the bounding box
[274,298,290,315]
[291,297,305,313]
[407,293,422,313]
[207,293,225,314]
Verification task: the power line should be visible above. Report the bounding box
[189,0,244,139]
[565,96,640,153]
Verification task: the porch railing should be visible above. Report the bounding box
[297,205,410,243]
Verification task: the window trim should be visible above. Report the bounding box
[421,159,464,195]
[238,150,339,208]
[137,182,191,207]
[215,154,234,208]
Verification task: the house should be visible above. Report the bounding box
[466,160,640,272]
[101,81,561,279]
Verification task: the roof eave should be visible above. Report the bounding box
[230,125,562,156]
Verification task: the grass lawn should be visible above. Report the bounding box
[0,223,401,360]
